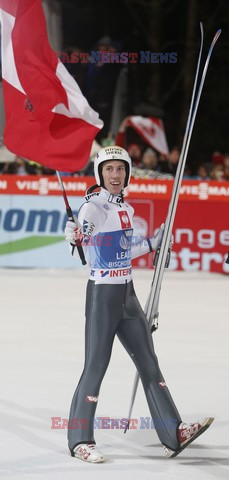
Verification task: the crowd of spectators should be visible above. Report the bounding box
[0,152,55,176]
[127,146,229,182]
[1,31,228,183]
[1,139,229,182]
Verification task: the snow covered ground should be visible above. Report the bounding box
[0,267,228,480]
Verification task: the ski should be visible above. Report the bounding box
[124,23,221,432]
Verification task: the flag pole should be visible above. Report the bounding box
[56,171,87,266]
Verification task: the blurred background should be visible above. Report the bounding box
[56,0,228,172]
[1,0,229,175]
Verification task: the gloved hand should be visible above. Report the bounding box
[64,220,83,245]
[151,223,165,250]
[151,223,174,250]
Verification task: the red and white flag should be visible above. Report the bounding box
[0,0,103,172]
[118,116,169,155]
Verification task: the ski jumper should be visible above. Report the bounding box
[68,187,181,452]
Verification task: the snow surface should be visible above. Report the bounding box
[0,267,228,480]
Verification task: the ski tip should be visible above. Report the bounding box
[214,29,222,40]
[210,28,222,49]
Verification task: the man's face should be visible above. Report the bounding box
[102,160,126,195]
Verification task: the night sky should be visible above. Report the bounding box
[59,0,229,170]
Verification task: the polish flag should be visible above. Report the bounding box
[128,116,169,155]
[0,0,103,172]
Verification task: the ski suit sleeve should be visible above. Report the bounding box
[131,224,165,259]
[70,201,107,262]
[126,203,153,259]
[131,236,153,259]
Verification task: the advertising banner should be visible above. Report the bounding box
[0,175,229,273]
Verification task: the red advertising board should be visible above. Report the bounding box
[146,199,229,275]
[1,175,229,203]
[1,175,229,274]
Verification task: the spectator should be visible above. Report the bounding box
[131,144,172,179]
[127,143,142,167]
[41,166,55,175]
[223,166,229,181]
[222,155,229,180]
[158,146,180,176]
[223,154,229,169]
[209,164,224,181]
[195,164,210,181]
[2,156,28,175]
[211,151,224,166]
[140,148,158,170]
[26,161,43,175]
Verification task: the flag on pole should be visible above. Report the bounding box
[128,116,169,155]
[116,116,169,155]
[0,0,103,172]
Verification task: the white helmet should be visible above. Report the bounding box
[94,146,132,188]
